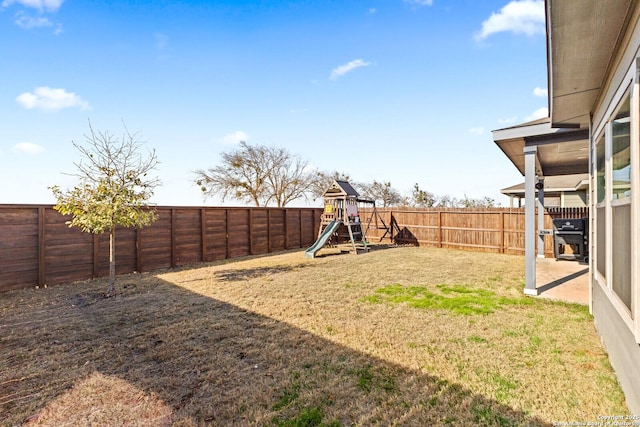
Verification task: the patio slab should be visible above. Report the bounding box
[534,257,589,305]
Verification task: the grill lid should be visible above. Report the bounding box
[552,218,584,232]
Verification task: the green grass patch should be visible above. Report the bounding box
[467,335,488,344]
[348,364,397,394]
[272,383,301,411]
[363,284,530,315]
[471,401,512,426]
[491,372,518,402]
[271,406,341,427]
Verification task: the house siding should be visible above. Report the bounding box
[593,283,640,413]
[563,191,587,207]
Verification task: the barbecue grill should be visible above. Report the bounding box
[552,218,588,261]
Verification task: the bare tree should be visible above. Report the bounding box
[460,195,496,208]
[195,142,268,206]
[411,183,436,207]
[434,194,459,208]
[50,122,160,296]
[310,171,352,200]
[263,146,317,207]
[195,142,316,207]
[359,180,402,207]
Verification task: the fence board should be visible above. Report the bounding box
[269,210,286,252]
[251,209,269,255]
[174,208,203,266]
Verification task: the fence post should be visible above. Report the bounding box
[284,209,289,249]
[438,211,442,248]
[38,207,46,287]
[135,227,142,272]
[267,209,272,253]
[91,234,100,279]
[201,208,207,262]
[171,208,176,268]
[499,211,505,254]
[299,209,303,248]
[248,208,253,255]
[225,209,230,259]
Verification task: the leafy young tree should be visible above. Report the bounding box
[50,123,160,296]
[195,142,316,207]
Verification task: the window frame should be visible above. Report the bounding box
[591,72,636,333]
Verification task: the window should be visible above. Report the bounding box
[595,134,606,278]
[612,96,631,200]
[612,204,631,311]
[594,90,632,312]
[596,136,606,204]
[611,93,632,311]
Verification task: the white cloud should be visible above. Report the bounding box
[1,0,63,12]
[533,86,547,97]
[15,14,63,33]
[497,117,517,125]
[475,0,544,41]
[16,86,90,112]
[404,0,433,6]
[15,12,51,28]
[330,59,371,80]
[368,8,376,14]
[524,106,548,122]
[469,127,484,135]
[13,142,45,154]
[219,130,249,145]
[154,32,168,50]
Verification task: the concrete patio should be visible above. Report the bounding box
[535,257,589,305]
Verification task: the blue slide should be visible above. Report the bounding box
[305,220,341,258]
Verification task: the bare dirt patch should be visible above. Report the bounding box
[0,246,628,426]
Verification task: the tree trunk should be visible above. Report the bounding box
[107,227,116,296]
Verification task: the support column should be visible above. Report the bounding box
[524,146,538,295]
[537,178,545,258]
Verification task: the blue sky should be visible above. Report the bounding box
[1,0,548,206]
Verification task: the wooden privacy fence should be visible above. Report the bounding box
[1,205,588,293]
[0,205,322,292]
[361,207,588,257]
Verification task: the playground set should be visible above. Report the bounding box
[305,180,390,258]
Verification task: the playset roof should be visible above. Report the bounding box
[323,180,360,198]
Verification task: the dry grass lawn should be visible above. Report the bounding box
[0,245,629,426]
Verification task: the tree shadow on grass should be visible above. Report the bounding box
[1,274,553,426]
[215,265,307,282]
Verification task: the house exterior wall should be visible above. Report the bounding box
[589,4,640,413]
[544,195,561,207]
[593,284,640,414]
[562,191,587,207]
